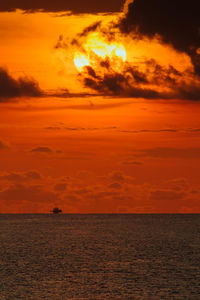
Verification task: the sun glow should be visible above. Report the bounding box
[74,33,127,71]
[74,53,90,70]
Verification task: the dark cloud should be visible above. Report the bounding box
[121,128,200,134]
[45,125,117,131]
[81,63,152,97]
[0,1,123,13]
[120,0,200,75]
[80,59,200,99]
[31,147,52,153]
[120,129,179,134]
[176,83,200,101]
[0,68,42,102]
[78,21,102,39]
[49,89,98,99]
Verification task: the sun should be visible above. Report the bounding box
[74,33,127,71]
[74,53,90,70]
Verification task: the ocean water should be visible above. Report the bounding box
[0,214,199,300]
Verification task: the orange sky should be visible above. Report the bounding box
[0,8,200,213]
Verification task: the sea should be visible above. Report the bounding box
[0,214,199,300]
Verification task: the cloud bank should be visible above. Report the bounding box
[0,169,199,213]
[0,1,123,13]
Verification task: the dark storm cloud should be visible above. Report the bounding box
[83,74,162,98]
[0,68,42,102]
[81,63,157,97]
[0,1,123,13]
[120,0,200,75]
[80,60,200,99]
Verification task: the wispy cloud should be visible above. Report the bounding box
[31,147,53,153]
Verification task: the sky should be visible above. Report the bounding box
[0,0,200,213]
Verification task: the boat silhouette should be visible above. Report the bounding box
[51,207,62,214]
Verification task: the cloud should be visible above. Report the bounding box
[54,183,67,191]
[60,174,192,213]
[122,161,143,165]
[0,183,58,203]
[149,189,186,202]
[61,20,200,100]
[55,1,200,100]
[120,0,200,76]
[121,128,200,135]
[45,127,61,131]
[0,140,9,150]
[0,1,123,13]
[109,171,125,182]
[1,170,198,213]
[108,182,122,189]
[79,59,200,100]
[133,147,200,159]
[31,147,52,153]
[45,125,117,131]
[120,129,179,134]
[76,21,102,39]
[0,68,42,102]
[0,171,41,182]
[160,178,189,192]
